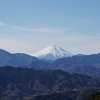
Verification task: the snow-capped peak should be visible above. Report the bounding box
[32,45,74,60]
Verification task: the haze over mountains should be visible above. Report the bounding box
[0,46,100,77]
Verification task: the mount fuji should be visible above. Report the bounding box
[32,45,74,60]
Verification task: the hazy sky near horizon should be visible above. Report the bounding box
[0,0,100,55]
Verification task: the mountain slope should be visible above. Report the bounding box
[23,60,51,70]
[51,54,100,77]
[0,66,100,100]
[66,64,100,77]
[32,45,74,60]
[51,54,100,69]
[0,49,38,67]
[13,53,38,65]
[30,88,100,100]
[0,49,22,66]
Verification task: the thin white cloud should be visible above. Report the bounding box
[55,35,100,43]
[15,27,73,34]
[60,14,93,23]
[0,22,7,26]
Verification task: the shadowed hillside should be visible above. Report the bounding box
[0,66,100,100]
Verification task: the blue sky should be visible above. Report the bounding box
[0,0,100,55]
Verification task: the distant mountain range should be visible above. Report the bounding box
[0,49,38,67]
[0,47,100,77]
[0,45,74,66]
[32,45,74,60]
[51,54,100,77]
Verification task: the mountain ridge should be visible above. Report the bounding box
[0,48,38,67]
[0,66,100,100]
[0,47,100,77]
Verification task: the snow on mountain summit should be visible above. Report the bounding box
[32,45,74,60]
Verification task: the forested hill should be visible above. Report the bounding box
[0,66,100,100]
